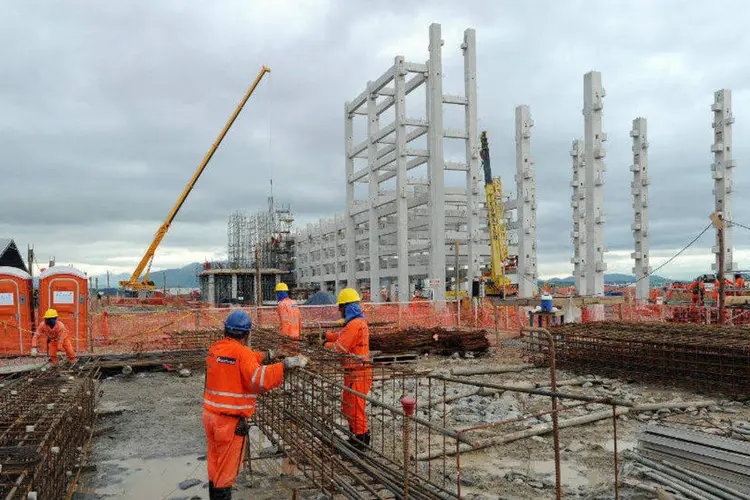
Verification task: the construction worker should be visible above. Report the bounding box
[30,309,77,365]
[735,273,745,296]
[275,283,301,339]
[691,279,705,305]
[203,310,308,499]
[324,288,372,450]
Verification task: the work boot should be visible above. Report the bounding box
[208,481,215,497]
[352,432,370,451]
[211,486,232,500]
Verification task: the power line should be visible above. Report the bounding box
[726,219,750,232]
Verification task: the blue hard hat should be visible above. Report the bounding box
[224,310,252,337]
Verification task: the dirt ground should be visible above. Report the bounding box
[74,370,306,500]
[72,344,750,499]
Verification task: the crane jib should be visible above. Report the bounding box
[121,66,271,290]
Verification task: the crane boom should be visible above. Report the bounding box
[479,131,512,296]
[120,66,271,292]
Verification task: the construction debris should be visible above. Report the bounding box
[369,327,490,356]
[523,322,750,394]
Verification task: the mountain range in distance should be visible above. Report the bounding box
[90,264,672,289]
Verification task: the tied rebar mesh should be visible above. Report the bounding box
[0,367,96,499]
[523,321,750,395]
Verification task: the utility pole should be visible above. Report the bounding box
[106,271,111,305]
[711,211,726,325]
[454,240,460,300]
[163,271,167,295]
[255,245,262,305]
[27,245,35,324]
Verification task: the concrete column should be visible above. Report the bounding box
[630,118,651,301]
[515,105,537,298]
[583,71,607,296]
[367,82,381,302]
[712,89,736,274]
[394,57,410,302]
[207,274,215,306]
[427,23,446,302]
[463,28,481,284]
[345,103,357,287]
[231,274,238,300]
[570,139,586,295]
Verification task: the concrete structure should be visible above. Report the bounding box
[583,71,607,296]
[198,267,287,305]
[711,89,737,274]
[515,105,537,297]
[341,23,485,302]
[296,24,531,300]
[570,139,586,295]
[630,117,651,301]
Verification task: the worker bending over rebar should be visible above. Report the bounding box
[30,308,78,365]
[323,288,373,450]
[203,310,309,500]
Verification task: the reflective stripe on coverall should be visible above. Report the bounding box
[32,321,77,364]
[277,297,301,339]
[203,338,284,488]
[325,317,372,435]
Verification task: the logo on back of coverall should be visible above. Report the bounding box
[217,356,237,365]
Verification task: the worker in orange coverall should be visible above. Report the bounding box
[324,288,372,450]
[30,309,77,365]
[203,310,308,499]
[275,283,301,339]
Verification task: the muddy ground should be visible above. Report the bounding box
[73,344,750,499]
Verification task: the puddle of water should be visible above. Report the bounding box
[489,458,592,488]
[90,454,208,499]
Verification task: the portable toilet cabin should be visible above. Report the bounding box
[0,266,33,355]
[39,266,88,354]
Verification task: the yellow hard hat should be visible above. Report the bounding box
[337,288,361,305]
[44,309,59,319]
[275,283,289,292]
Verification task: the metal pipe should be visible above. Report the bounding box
[521,326,561,500]
[627,451,747,500]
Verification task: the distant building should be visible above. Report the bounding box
[0,239,29,273]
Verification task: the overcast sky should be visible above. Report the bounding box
[2,0,750,281]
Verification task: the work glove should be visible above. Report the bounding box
[337,319,345,326]
[282,355,309,371]
[30,348,38,357]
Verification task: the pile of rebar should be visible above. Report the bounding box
[523,321,750,394]
[370,327,490,356]
[0,367,96,499]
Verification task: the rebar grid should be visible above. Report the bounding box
[523,321,750,394]
[0,367,96,499]
[248,328,467,499]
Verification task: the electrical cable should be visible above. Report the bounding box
[606,222,714,291]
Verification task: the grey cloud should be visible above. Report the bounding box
[3,0,750,279]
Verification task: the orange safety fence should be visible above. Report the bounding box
[4,299,750,363]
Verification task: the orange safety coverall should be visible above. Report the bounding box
[325,317,372,435]
[32,321,77,364]
[203,338,284,489]
[277,297,301,339]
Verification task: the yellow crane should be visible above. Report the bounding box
[479,131,515,297]
[120,66,271,292]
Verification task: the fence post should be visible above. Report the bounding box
[398,302,402,330]
[195,310,200,330]
[494,305,500,347]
